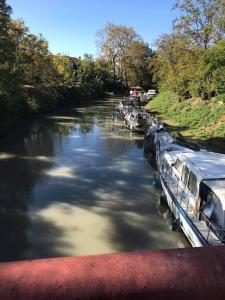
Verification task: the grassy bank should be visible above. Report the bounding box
[145,91,225,151]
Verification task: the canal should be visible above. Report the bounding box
[0,98,189,262]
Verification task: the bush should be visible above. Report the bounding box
[146,91,225,139]
[216,94,225,104]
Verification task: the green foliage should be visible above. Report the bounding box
[96,23,154,88]
[153,0,225,100]
[0,0,77,133]
[190,40,225,99]
[126,41,154,89]
[146,91,225,138]
[173,0,225,49]
[77,54,105,98]
[216,94,225,104]
[145,91,176,113]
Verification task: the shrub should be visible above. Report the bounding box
[216,94,225,104]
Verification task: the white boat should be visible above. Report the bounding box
[144,122,205,155]
[117,97,140,117]
[130,86,144,97]
[144,123,175,154]
[124,110,152,132]
[129,87,150,105]
[157,149,225,247]
[147,89,156,98]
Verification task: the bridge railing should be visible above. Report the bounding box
[0,246,225,300]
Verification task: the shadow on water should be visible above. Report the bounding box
[0,98,189,262]
[0,120,59,261]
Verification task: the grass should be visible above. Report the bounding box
[145,91,225,140]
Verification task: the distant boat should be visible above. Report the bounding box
[117,97,140,117]
[129,86,144,97]
[146,89,156,99]
[124,110,152,132]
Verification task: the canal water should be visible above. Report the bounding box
[0,98,189,262]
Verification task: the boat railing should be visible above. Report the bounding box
[166,172,225,245]
[198,210,225,244]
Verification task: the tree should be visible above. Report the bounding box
[95,58,112,91]
[0,0,78,131]
[96,23,120,83]
[76,54,104,97]
[196,40,225,98]
[0,0,16,92]
[0,0,14,63]
[51,54,74,87]
[0,0,19,129]
[126,41,154,88]
[173,0,225,50]
[96,23,141,86]
[153,0,225,100]
[153,33,201,97]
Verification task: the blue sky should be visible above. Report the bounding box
[8,0,177,58]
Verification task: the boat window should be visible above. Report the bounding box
[174,159,182,173]
[199,182,225,236]
[162,158,168,169]
[202,192,216,219]
[165,161,171,174]
[162,158,171,176]
[188,172,197,196]
[181,166,189,186]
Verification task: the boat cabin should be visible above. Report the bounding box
[129,86,144,97]
[125,110,152,132]
[144,122,206,155]
[122,98,139,108]
[144,124,175,154]
[117,98,139,116]
[147,89,156,98]
[158,150,225,245]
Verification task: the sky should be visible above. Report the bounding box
[8,0,178,58]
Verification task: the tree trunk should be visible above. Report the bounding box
[112,57,116,83]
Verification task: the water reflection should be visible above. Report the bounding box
[0,123,57,261]
[0,98,189,262]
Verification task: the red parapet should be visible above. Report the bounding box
[0,246,225,300]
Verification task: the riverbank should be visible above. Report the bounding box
[145,91,225,153]
[0,87,108,136]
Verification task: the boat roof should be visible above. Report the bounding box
[173,151,225,180]
[157,132,174,145]
[130,86,143,90]
[132,110,150,115]
[163,150,225,209]
[160,143,193,154]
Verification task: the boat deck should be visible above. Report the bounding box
[180,200,221,245]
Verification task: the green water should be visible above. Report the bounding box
[0,98,189,262]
